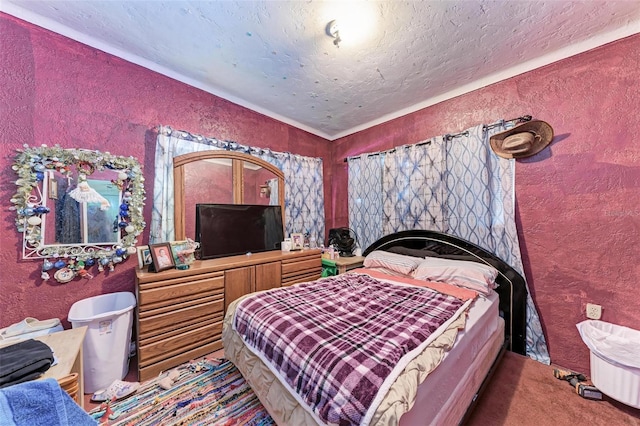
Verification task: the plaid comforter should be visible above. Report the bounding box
[233,272,469,426]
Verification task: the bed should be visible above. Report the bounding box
[222,230,527,425]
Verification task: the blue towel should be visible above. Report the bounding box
[0,378,96,426]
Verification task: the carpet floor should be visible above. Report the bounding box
[86,351,640,425]
[466,351,640,425]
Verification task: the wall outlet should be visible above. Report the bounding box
[586,303,602,320]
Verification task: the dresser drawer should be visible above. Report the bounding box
[138,318,223,367]
[138,297,224,338]
[282,254,321,280]
[138,273,224,311]
[282,270,322,286]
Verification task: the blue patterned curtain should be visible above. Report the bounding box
[151,126,325,245]
[347,154,385,251]
[382,138,447,234]
[256,151,325,245]
[446,122,550,364]
[347,121,550,365]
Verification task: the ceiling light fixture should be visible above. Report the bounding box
[326,20,341,47]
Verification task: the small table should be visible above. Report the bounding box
[334,256,365,274]
[35,327,87,408]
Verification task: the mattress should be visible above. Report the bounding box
[222,272,503,425]
[399,291,503,425]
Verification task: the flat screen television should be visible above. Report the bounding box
[195,203,284,260]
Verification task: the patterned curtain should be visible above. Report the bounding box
[446,122,550,364]
[347,154,385,251]
[151,126,325,245]
[256,151,325,245]
[151,129,221,243]
[382,138,446,234]
[346,121,550,364]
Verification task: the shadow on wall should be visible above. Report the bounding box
[518,133,571,163]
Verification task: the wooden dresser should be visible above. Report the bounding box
[135,249,321,381]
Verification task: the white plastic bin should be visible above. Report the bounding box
[68,291,137,393]
[577,320,640,409]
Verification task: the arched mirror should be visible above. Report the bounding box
[173,151,284,241]
[11,145,146,280]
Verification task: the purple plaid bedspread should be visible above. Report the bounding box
[233,272,467,426]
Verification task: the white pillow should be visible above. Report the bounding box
[363,250,422,276]
[411,257,498,295]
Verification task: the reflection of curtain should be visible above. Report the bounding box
[151,129,221,243]
[267,178,278,206]
[347,121,550,365]
[57,192,81,244]
[152,127,325,246]
[262,205,282,250]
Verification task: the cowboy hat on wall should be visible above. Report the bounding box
[490,120,554,159]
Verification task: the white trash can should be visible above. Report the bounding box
[577,320,640,409]
[68,291,137,393]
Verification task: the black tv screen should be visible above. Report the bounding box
[195,204,284,259]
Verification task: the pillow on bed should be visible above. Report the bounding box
[363,250,423,276]
[411,257,498,295]
[363,266,413,278]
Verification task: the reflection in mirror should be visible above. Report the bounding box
[11,145,146,283]
[182,157,233,241]
[243,163,279,206]
[173,151,284,241]
[44,169,122,245]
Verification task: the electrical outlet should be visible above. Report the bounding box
[586,303,602,320]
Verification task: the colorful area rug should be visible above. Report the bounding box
[89,358,274,425]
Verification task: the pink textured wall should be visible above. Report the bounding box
[331,34,640,374]
[0,14,329,329]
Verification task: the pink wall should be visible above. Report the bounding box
[331,34,640,374]
[0,14,330,329]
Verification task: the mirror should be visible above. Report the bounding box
[173,151,284,241]
[11,145,146,278]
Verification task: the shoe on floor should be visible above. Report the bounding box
[90,380,140,402]
[0,317,63,341]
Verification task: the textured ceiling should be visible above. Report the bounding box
[3,1,640,140]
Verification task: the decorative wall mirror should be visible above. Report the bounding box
[11,145,145,282]
[173,151,284,241]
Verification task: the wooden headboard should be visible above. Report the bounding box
[363,230,527,355]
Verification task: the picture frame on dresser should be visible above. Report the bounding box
[170,240,197,269]
[290,233,304,250]
[149,243,175,272]
[136,245,152,270]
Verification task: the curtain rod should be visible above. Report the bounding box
[343,115,532,163]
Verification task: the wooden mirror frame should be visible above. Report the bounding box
[173,151,285,240]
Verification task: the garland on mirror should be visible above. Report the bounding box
[10,144,146,283]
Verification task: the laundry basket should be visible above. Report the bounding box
[577,320,640,408]
[68,292,136,393]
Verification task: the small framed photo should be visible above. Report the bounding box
[170,240,197,270]
[290,233,304,250]
[136,245,152,270]
[149,242,175,272]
